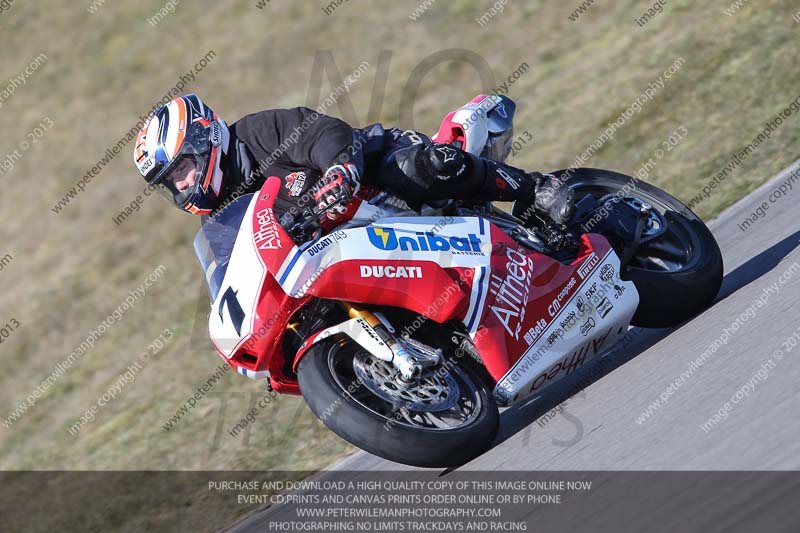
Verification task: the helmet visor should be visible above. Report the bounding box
[153,152,208,207]
[147,121,212,207]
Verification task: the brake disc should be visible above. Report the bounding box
[352,351,460,413]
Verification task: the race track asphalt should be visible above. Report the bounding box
[227,161,800,532]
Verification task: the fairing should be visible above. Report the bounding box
[203,177,639,404]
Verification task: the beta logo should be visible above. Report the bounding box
[366,227,482,253]
[359,265,423,279]
[523,318,547,345]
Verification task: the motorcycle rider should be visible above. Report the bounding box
[132,93,574,237]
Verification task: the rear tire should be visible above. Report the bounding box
[553,167,723,328]
[297,338,499,468]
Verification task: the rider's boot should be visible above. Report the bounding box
[422,143,575,226]
[509,171,576,227]
[396,142,575,226]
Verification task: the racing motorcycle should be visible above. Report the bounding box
[195,165,722,468]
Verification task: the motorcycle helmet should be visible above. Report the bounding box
[133,94,229,214]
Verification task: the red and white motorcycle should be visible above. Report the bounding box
[195,165,722,467]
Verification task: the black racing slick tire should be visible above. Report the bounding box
[297,338,499,468]
[553,167,723,328]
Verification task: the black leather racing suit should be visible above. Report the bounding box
[214,107,535,222]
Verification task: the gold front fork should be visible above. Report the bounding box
[340,302,396,346]
[338,302,424,380]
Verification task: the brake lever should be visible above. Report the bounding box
[285,197,352,244]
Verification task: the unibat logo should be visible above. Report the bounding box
[366,227,482,253]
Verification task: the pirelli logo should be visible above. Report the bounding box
[578,252,600,279]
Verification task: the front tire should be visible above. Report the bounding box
[553,167,723,328]
[297,338,499,468]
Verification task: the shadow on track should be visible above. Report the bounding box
[715,230,800,302]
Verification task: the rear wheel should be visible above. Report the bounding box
[297,337,499,468]
[553,167,723,328]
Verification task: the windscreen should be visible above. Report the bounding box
[193,194,254,300]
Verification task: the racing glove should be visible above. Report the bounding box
[312,163,361,220]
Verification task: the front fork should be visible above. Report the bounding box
[338,302,442,381]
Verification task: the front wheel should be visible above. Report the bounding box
[297,337,499,468]
[553,167,723,328]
